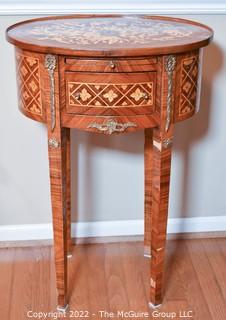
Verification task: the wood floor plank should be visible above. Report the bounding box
[186,239,226,320]
[69,245,91,312]
[202,238,226,302]
[85,244,109,313]
[119,242,149,311]
[8,247,51,319]
[163,240,186,301]
[0,248,15,319]
[103,242,130,313]
[0,239,226,319]
[165,240,212,320]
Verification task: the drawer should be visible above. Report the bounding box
[61,114,158,134]
[65,72,156,116]
[64,57,158,73]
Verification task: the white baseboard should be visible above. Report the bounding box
[1,216,226,242]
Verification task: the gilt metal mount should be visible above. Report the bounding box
[165,55,176,132]
[44,54,57,132]
[87,119,137,134]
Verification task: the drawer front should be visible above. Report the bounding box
[64,57,158,73]
[61,114,158,134]
[65,72,156,116]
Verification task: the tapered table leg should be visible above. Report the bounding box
[44,54,68,311]
[144,128,153,258]
[149,128,173,307]
[48,129,68,311]
[66,129,72,258]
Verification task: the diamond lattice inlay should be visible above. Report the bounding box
[16,53,42,115]
[179,55,199,115]
[68,82,154,108]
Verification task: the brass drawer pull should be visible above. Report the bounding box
[109,61,116,69]
[74,93,81,100]
[130,88,150,102]
[87,119,137,134]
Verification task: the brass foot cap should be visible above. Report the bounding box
[148,302,162,309]
[57,304,69,313]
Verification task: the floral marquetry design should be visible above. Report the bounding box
[103,90,118,103]
[80,88,92,101]
[16,53,42,115]
[68,82,154,108]
[179,55,199,116]
[131,88,147,102]
[8,16,212,52]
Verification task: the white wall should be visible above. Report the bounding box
[1,5,226,238]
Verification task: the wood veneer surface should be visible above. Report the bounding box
[6,15,213,57]
[5,14,213,310]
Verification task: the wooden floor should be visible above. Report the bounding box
[1,239,226,319]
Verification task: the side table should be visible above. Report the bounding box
[6,14,213,311]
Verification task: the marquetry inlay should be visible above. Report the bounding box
[7,13,213,312]
[179,55,199,115]
[16,53,42,115]
[68,82,154,108]
[9,16,211,50]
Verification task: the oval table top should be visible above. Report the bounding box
[6,14,213,57]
